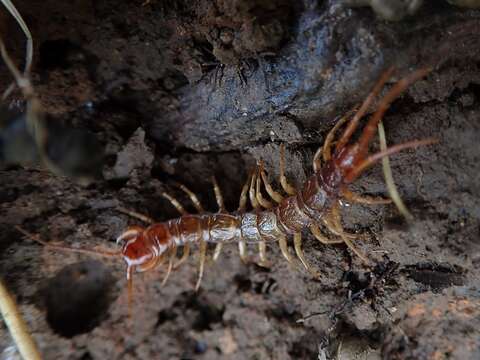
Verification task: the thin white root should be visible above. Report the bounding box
[0,279,42,360]
[378,121,413,220]
[1,0,33,98]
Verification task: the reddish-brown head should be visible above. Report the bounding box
[116,224,171,277]
[331,144,363,184]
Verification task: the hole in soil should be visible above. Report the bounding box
[39,39,86,69]
[45,260,115,338]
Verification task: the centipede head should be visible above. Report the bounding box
[116,224,171,276]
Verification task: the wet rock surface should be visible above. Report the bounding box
[0,1,480,359]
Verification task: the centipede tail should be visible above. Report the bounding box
[19,67,437,295]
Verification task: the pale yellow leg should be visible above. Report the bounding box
[213,243,223,261]
[279,144,296,195]
[174,244,190,269]
[328,202,370,265]
[211,175,226,262]
[256,240,272,268]
[322,110,354,162]
[293,233,320,277]
[248,167,271,266]
[161,192,188,215]
[342,188,392,205]
[238,240,248,263]
[238,173,251,212]
[278,234,294,263]
[256,169,273,209]
[259,167,284,203]
[322,215,357,239]
[249,170,260,209]
[211,176,225,212]
[313,146,323,173]
[238,174,251,262]
[195,240,208,291]
[310,224,344,244]
[116,207,155,224]
[175,183,204,212]
[161,247,175,286]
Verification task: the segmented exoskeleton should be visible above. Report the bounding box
[18,66,436,296]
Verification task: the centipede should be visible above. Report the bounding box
[16,66,437,300]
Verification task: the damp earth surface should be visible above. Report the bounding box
[0,1,480,359]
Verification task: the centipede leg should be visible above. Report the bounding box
[278,234,294,264]
[116,207,155,224]
[279,144,296,196]
[161,192,188,215]
[342,188,391,205]
[238,240,248,263]
[327,202,370,265]
[237,174,251,263]
[259,166,284,203]
[175,183,204,212]
[256,239,273,268]
[127,266,134,320]
[250,166,271,267]
[293,233,320,277]
[322,216,357,240]
[161,247,175,286]
[256,164,273,209]
[173,244,190,269]
[313,146,323,173]
[310,224,344,245]
[211,176,225,212]
[195,240,207,291]
[249,169,260,209]
[213,243,223,261]
[322,109,356,163]
[238,173,251,212]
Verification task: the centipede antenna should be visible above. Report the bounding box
[335,66,395,151]
[355,67,432,159]
[15,226,120,257]
[346,138,438,183]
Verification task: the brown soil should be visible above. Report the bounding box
[1,1,479,359]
